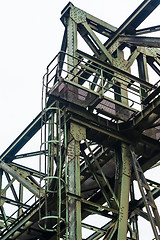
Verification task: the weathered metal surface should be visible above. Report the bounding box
[0,162,44,198]
[119,36,160,48]
[104,0,160,48]
[117,144,132,240]
[67,122,86,240]
[130,146,160,239]
[0,0,160,239]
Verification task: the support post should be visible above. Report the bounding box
[117,143,132,240]
[67,122,86,240]
[137,53,149,105]
[18,183,23,217]
[67,8,78,82]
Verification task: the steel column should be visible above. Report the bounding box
[117,144,132,240]
[67,122,86,240]
[67,8,77,82]
[137,53,149,104]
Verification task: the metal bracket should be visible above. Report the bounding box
[70,122,86,141]
[70,7,87,24]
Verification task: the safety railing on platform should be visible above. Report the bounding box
[43,50,159,122]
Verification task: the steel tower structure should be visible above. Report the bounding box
[0,0,160,239]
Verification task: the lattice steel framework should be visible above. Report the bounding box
[0,0,160,239]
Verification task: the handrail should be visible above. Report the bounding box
[44,50,160,118]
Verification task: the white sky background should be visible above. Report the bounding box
[0,0,160,239]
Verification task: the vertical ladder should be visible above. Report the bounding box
[130,145,160,240]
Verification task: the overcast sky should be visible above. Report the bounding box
[0,0,159,239]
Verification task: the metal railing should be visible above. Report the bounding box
[43,51,159,118]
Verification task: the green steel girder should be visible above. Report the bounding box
[66,192,118,215]
[119,35,160,48]
[0,100,56,163]
[0,200,40,240]
[138,151,160,173]
[147,57,160,77]
[80,21,113,62]
[66,103,160,151]
[0,162,44,198]
[77,24,104,58]
[81,145,112,206]
[85,140,119,208]
[129,188,160,217]
[76,49,154,89]
[14,150,46,159]
[61,2,117,36]
[80,144,114,187]
[82,222,107,235]
[61,0,160,49]
[10,162,46,178]
[85,220,116,240]
[135,209,157,223]
[86,13,117,38]
[120,94,160,132]
[130,146,160,237]
[0,206,9,228]
[56,27,67,83]
[104,0,160,48]
[135,25,160,35]
[0,147,159,240]
[0,112,43,163]
[1,177,15,197]
[5,172,19,202]
[71,171,160,239]
[0,136,113,239]
[0,196,29,209]
[142,86,160,105]
[0,87,159,239]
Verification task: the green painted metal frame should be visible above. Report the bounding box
[0,0,160,239]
